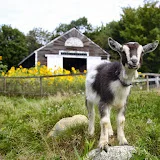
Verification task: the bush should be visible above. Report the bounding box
[0,60,8,76]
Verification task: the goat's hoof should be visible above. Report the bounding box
[88,129,94,137]
[119,138,128,146]
[120,142,129,146]
[123,143,129,146]
[108,143,112,146]
[104,145,109,152]
[99,143,109,153]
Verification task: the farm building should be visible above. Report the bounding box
[19,28,110,72]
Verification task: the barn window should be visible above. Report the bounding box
[60,52,87,56]
[65,37,84,47]
[59,50,88,56]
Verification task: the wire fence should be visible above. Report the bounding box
[0,73,159,97]
[134,73,160,91]
[0,73,86,96]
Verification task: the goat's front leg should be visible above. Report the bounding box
[99,102,112,151]
[117,106,128,145]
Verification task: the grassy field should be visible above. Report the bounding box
[0,91,160,160]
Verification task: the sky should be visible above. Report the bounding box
[0,0,145,35]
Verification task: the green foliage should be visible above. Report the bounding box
[74,139,95,160]
[26,28,52,54]
[86,21,123,60]
[0,91,159,159]
[51,17,93,39]
[0,25,28,69]
[26,34,42,54]
[0,94,87,159]
[0,61,7,76]
[118,1,160,72]
[127,91,160,159]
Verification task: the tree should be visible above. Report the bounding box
[51,17,93,39]
[26,28,51,54]
[118,1,160,72]
[0,56,7,75]
[27,28,51,45]
[86,21,122,60]
[0,25,28,69]
[26,35,42,54]
[86,1,159,73]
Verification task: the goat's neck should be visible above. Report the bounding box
[120,66,138,84]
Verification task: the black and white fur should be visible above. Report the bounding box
[86,37,159,151]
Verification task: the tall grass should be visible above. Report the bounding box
[0,91,159,159]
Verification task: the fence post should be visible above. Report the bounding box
[4,77,6,93]
[146,75,149,91]
[40,77,43,97]
[155,76,159,88]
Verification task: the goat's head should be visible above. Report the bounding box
[108,37,159,70]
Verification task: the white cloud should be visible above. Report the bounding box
[0,0,144,34]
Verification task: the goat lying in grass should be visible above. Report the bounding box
[86,37,159,151]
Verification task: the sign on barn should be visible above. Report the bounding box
[19,28,110,72]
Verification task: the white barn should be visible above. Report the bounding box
[19,28,110,72]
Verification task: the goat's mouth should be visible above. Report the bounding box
[128,64,138,69]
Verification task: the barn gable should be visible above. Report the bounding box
[19,28,110,72]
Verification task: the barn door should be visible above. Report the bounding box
[63,57,86,72]
[46,55,63,71]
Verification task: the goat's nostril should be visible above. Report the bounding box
[131,59,138,64]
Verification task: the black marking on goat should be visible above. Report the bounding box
[85,98,87,108]
[125,42,140,57]
[98,101,108,117]
[92,62,121,104]
[139,55,143,66]
[121,51,128,66]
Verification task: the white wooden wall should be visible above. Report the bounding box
[45,55,63,71]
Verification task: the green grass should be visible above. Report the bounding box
[0,91,160,159]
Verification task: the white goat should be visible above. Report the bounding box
[86,37,159,151]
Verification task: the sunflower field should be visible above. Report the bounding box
[0,62,86,96]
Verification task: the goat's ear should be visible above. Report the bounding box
[143,40,159,54]
[108,37,123,53]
